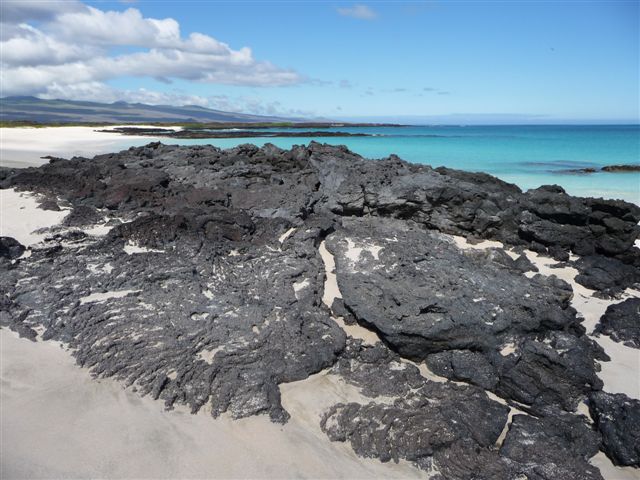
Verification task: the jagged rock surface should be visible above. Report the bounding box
[322,340,604,479]
[321,342,510,476]
[499,412,602,479]
[326,217,607,414]
[3,142,639,293]
[1,222,345,422]
[594,298,640,348]
[1,142,638,477]
[589,391,640,467]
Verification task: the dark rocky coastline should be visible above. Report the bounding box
[601,164,640,173]
[558,164,640,174]
[1,142,639,479]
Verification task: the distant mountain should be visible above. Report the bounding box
[0,96,297,124]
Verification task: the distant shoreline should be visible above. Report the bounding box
[2,121,639,128]
[97,126,377,139]
[0,120,404,129]
[1,124,637,205]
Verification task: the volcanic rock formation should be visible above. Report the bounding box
[1,142,639,478]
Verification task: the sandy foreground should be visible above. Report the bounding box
[0,329,425,480]
[0,150,639,478]
[0,126,165,168]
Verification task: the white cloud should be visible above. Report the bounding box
[1,24,98,66]
[337,4,377,20]
[50,6,182,49]
[0,2,304,98]
[0,0,87,23]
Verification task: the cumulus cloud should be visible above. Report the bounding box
[0,0,87,23]
[337,4,377,20]
[50,6,184,49]
[1,24,99,66]
[0,1,304,99]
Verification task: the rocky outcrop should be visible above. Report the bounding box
[594,298,640,348]
[0,216,344,423]
[326,217,607,414]
[5,143,639,282]
[574,256,640,297]
[498,412,602,479]
[555,164,640,174]
[601,164,640,172]
[1,142,638,477]
[322,340,603,479]
[0,236,25,259]
[589,391,640,467]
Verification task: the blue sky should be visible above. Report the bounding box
[2,1,638,123]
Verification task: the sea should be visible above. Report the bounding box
[162,125,639,204]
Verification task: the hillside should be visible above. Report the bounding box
[0,96,296,124]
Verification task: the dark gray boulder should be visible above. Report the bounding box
[426,349,499,390]
[594,298,640,348]
[0,236,25,259]
[500,412,602,479]
[589,391,640,467]
[326,216,606,413]
[514,253,539,273]
[321,340,511,475]
[322,340,605,480]
[574,256,640,297]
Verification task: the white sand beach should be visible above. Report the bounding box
[0,126,165,168]
[0,329,424,480]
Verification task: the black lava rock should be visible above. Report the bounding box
[594,298,640,348]
[327,217,606,414]
[1,142,638,477]
[589,391,640,467]
[0,236,25,259]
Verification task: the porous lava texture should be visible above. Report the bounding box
[2,142,639,478]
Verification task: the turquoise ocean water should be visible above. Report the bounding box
[151,125,639,204]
